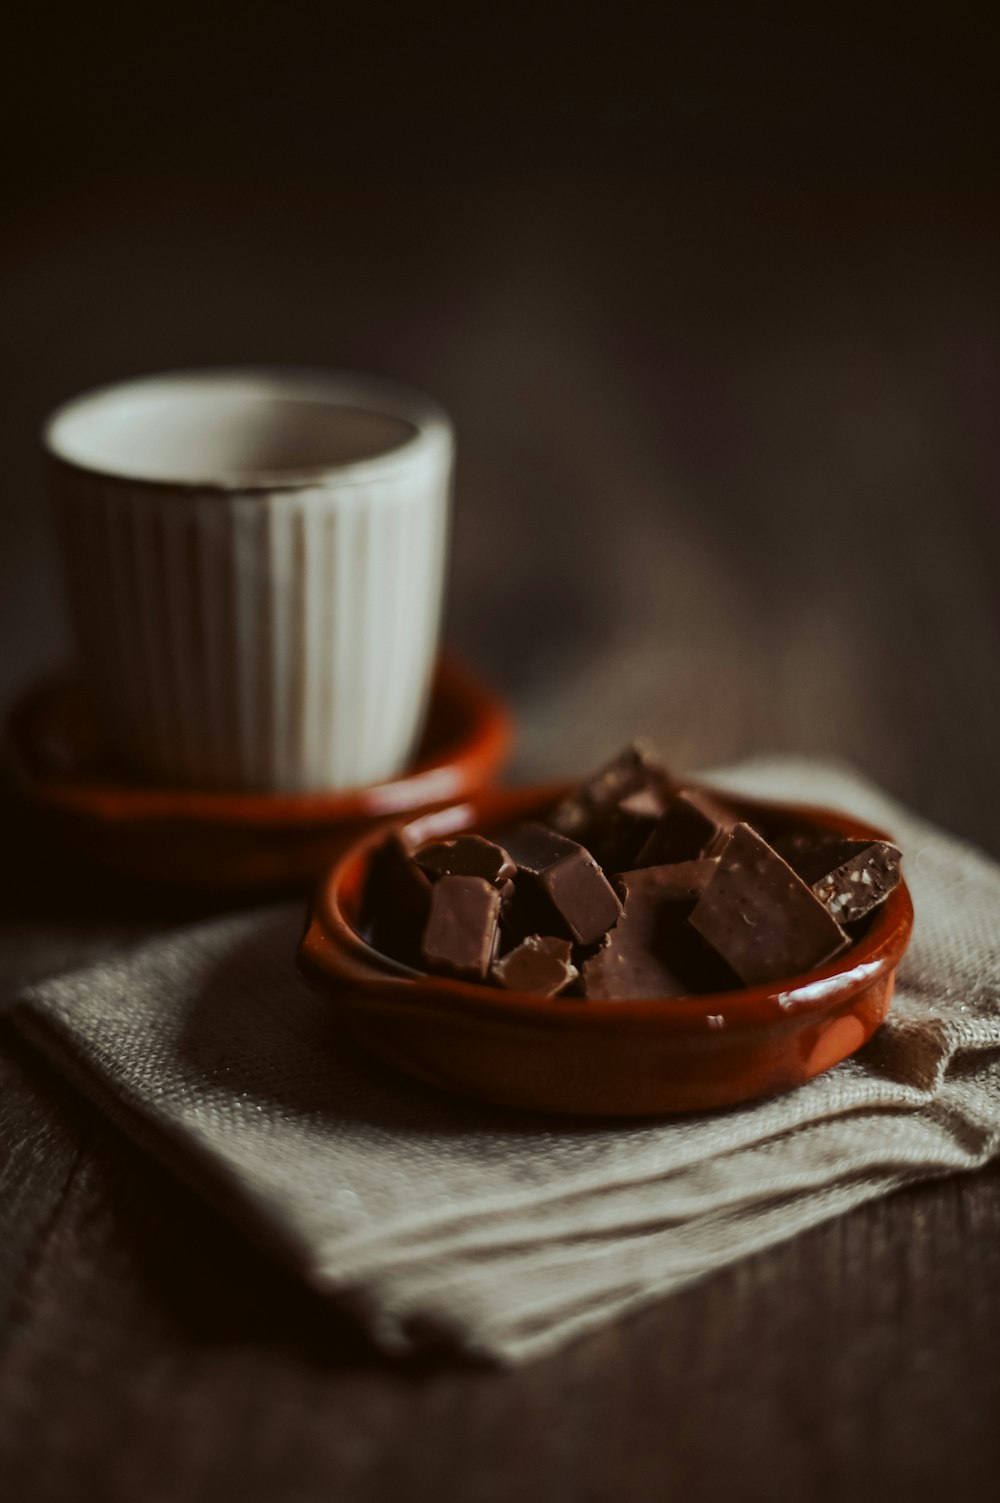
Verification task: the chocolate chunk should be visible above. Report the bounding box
[614,860,741,992]
[503,823,623,946]
[688,823,850,986]
[774,832,902,922]
[421,875,502,981]
[490,935,578,997]
[581,858,730,1000]
[502,822,582,874]
[635,788,734,868]
[581,936,690,1001]
[362,829,432,967]
[773,833,852,884]
[809,841,902,923]
[592,783,671,873]
[581,867,700,1000]
[414,834,516,886]
[549,742,671,852]
[614,857,720,905]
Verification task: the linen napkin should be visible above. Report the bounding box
[11,759,1000,1363]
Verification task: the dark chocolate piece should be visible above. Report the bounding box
[503,823,623,946]
[581,936,688,1001]
[614,857,720,906]
[809,841,902,923]
[688,823,850,986]
[549,742,671,853]
[580,866,698,1000]
[774,833,902,922]
[593,783,671,873]
[490,935,578,997]
[414,834,517,886]
[421,875,502,981]
[635,788,734,868]
[611,859,740,993]
[362,829,432,967]
[773,833,860,885]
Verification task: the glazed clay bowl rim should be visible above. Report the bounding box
[4,655,511,829]
[301,781,914,1036]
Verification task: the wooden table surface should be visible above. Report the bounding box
[1,176,999,1501]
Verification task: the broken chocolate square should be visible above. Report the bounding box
[688,823,850,986]
[774,834,902,923]
[581,933,690,1001]
[616,857,720,905]
[634,788,734,868]
[421,875,502,981]
[490,934,578,997]
[414,834,516,886]
[580,864,716,1000]
[581,858,735,999]
[549,741,671,859]
[503,823,623,946]
[590,782,671,873]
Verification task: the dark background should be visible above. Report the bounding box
[2,5,999,829]
[3,9,1000,1499]
[4,4,999,826]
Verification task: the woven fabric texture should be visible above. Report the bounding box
[13,760,1000,1362]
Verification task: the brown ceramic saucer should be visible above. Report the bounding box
[300,782,914,1116]
[2,656,511,893]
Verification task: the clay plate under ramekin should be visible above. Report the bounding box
[2,656,510,893]
[300,782,914,1116]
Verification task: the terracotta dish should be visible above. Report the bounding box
[2,656,510,893]
[300,783,914,1116]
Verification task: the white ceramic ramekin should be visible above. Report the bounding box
[45,369,453,793]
